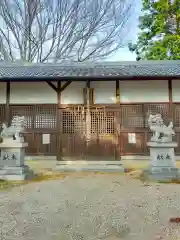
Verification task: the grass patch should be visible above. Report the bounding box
[0,179,14,190]
[123,160,148,170]
[0,179,26,190]
[136,171,180,184]
[0,172,74,190]
[29,172,68,182]
[124,168,135,173]
[0,172,70,191]
[157,179,180,184]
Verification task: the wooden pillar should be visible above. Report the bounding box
[168,79,173,121]
[85,80,91,147]
[86,80,90,105]
[46,79,72,161]
[116,80,120,104]
[115,80,121,160]
[6,81,10,126]
[57,80,62,161]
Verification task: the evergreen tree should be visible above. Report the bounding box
[129,0,180,60]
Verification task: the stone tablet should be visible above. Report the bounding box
[148,142,176,168]
[0,147,26,167]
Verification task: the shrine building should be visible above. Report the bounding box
[0,60,179,161]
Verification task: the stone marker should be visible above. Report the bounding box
[143,114,180,181]
[0,116,30,180]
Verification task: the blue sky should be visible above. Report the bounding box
[110,0,142,61]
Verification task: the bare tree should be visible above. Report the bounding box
[0,0,134,62]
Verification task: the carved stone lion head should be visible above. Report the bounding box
[148,114,164,127]
[11,116,26,128]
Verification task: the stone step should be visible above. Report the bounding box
[55,163,124,172]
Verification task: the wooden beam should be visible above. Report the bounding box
[46,81,57,92]
[168,79,172,103]
[83,87,87,105]
[6,81,10,126]
[116,80,120,104]
[46,80,72,92]
[86,80,90,104]
[85,80,91,152]
[168,79,173,121]
[89,88,94,105]
[57,80,62,108]
[60,80,72,92]
[57,80,62,161]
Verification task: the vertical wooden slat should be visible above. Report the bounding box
[83,86,94,104]
[57,80,62,161]
[90,88,94,105]
[6,81,10,126]
[86,80,90,104]
[85,80,91,159]
[168,79,173,102]
[168,79,173,121]
[116,80,120,104]
[114,111,121,160]
[142,103,146,128]
[83,87,87,105]
[32,105,36,129]
[143,103,148,149]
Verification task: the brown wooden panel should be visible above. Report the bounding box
[23,132,36,155]
[174,131,180,156]
[85,136,118,160]
[0,104,6,124]
[3,102,180,157]
[61,134,86,159]
[33,104,57,129]
[174,104,180,127]
[90,109,115,135]
[10,104,57,129]
[120,104,144,128]
[120,132,146,155]
[34,132,57,156]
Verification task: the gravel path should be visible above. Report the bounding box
[0,174,180,240]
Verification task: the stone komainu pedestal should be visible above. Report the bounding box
[143,141,180,181]
[0,141,30,180]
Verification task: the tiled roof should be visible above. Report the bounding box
[0,60,179,80]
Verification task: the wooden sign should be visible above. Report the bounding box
[42,134,50,144]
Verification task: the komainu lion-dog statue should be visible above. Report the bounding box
[0,116,26,143]
[148,114,175,142]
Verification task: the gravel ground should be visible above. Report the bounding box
[0,174,180,240]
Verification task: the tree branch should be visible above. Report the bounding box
[0,0,134,62]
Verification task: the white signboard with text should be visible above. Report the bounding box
[128,133,136,144]
[42,134,50,144]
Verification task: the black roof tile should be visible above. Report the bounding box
[0,60,179,80]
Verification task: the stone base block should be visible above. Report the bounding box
[0,165,32,180]
[143,166,180,181]
[0,148,26,167]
